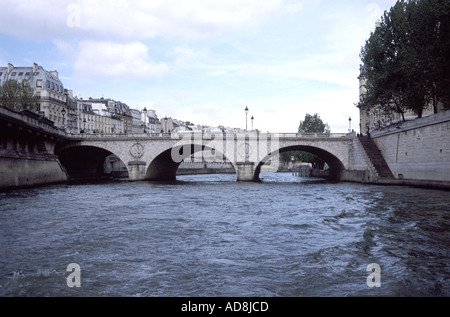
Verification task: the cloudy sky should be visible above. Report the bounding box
[0,0,398,133]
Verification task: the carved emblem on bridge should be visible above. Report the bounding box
[238,142,252,161]
[130,143,145,159]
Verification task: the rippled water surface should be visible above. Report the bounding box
[0,173,449,296]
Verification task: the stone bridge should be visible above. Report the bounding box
[56,131,370,182]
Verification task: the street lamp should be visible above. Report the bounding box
[251,115,254,131]
[349,117,352,132]
[61,108,66,130]
[142,107,147,133]
[245,106,249,130]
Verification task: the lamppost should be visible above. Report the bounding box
[349,117,352,132]
[251,115,254,131]
[142,107,147,133]
[245,106,249,131]
[61,108,66,130]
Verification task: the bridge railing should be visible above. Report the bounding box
[276,132,348,138]
[64,131,350,139]
[65,132,174,139]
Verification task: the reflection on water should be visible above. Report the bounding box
[0,173,449,296]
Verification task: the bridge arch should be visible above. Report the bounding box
[147,143,237,181]
[255,145,346,181]
[55,144,130,179]
[57,133,351,182]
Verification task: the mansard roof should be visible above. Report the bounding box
[0,62,64,93]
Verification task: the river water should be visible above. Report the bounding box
[0,173,449,297]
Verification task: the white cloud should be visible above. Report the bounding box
[206,70,228,77]
[52,39,77,58]
[0,0,302,41]
[125,0,287,39]
[0,0,68,39]
[237,65,269,77]
[171,47,208,68]
[2,0,394,133]
[73,41,169,79]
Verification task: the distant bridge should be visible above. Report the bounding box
[56,131,362,182]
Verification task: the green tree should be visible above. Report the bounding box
[298,113,330,134]
[0,79,38,113]
[280,113,330,169]
[359,0,450,119]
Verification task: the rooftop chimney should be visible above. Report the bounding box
[50,70,59,79]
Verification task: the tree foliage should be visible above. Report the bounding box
[358,0,450,119]
[280,113,330,168]
[0,79,39,113]
[298,113,330,134]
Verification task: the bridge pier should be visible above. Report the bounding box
[236,162,256,182]
[128,160,147,181]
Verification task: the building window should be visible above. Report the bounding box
[11,72,16,76]
[18,72,23,76]
[36,79,42,87]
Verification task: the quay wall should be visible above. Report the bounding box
[370,110,450,184]
[177,162,235,175]
[0,106,69,190]
[0,154,68,190]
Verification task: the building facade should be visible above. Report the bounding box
[141,108,161,134]
[1,62,207,137]
[0,62,67,129]
[87,97,132,133]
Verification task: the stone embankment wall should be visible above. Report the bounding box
[337,110,450,189]
[0,106,69,190]
[177,161,235,175]
[371,110,449,184]
[0,155,68,190]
